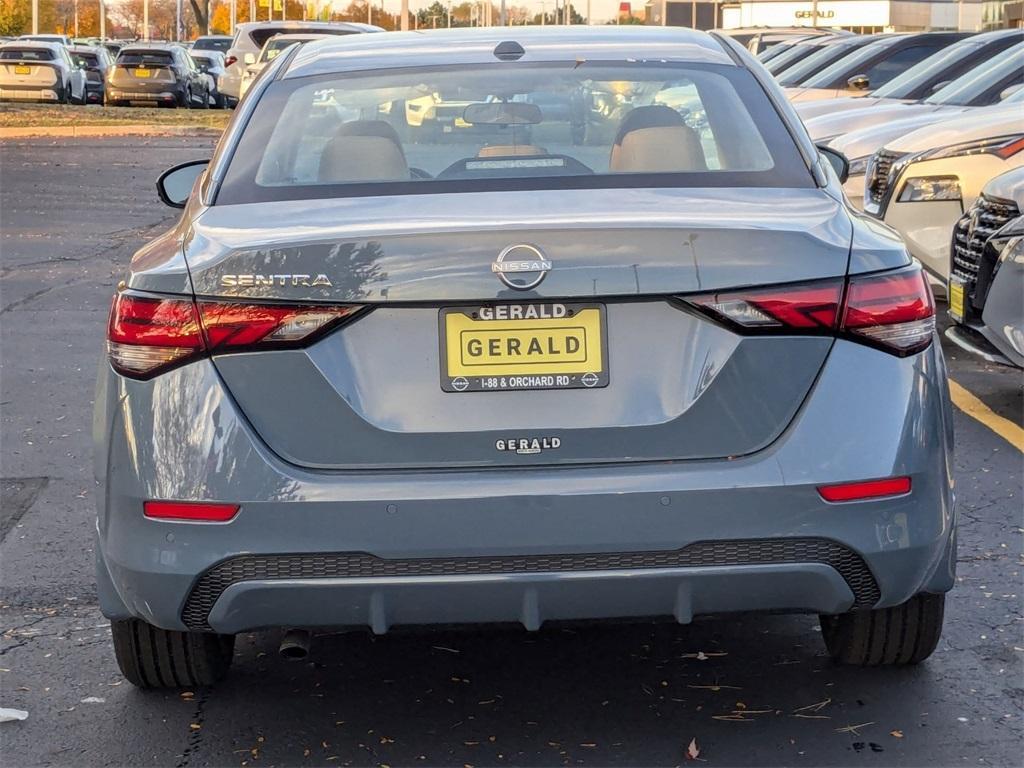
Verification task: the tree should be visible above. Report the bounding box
[0,0,30,36]
[188,0,209,34]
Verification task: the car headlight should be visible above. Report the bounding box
[897,176,961,203]
[917,134,1024,161]
[846,156,869,176]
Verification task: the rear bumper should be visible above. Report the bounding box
[0,84,59,101]
[107,85,183,104]
[94,338,957,634]
[945,323,1020,369]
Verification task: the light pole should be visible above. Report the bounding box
[32,0,38,34]
[100,0,106,38]
[144,0,150,40]
[401,0,409,29]
[74,0,79,37]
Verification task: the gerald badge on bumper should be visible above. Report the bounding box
[496,436,562,455]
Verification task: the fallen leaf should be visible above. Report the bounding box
[685,737,700,760]
[890,730,904,738]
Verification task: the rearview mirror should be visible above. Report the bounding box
[816,144,849,185]
[157,159,209,208]
[462,101,542,126]
[846,74,870,91]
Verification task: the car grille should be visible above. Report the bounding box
[952,194,1020,290]
[865,149,902,210]
[181,538,882,631]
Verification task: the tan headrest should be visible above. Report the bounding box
[477,145,547,158]
[318,120,409,183]
[609,105,707,174]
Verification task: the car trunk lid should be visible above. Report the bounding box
[184,187,851,469]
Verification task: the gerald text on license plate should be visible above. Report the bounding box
[135,68,151,78]
[14,65,31,75]
[439,303,609,392]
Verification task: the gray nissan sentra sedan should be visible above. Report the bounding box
[94,27,956,688]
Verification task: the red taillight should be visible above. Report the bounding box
[686,265,935,356]
[223,55,237,67]
[107,293,361,379]
[842,268,935,355]
[144,500,239,522]
[688,280,843,330]
[818,477,912,503]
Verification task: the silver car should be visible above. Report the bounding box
[95,27,955,688]
[946,167,1024,368]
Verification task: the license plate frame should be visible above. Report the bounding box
[948,276,966,322]
[135,68,151,78]
[438,302,609,393]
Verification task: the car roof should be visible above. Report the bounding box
[235,21,381,32]
[283,26,736,81]
[119,43,184,53]
[2,40,62,50]
[889,101,1024,153]
[195,35,232,40]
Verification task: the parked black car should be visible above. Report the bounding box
[190,49,230,108]
[107,43,210,108]
[67,44,113,105]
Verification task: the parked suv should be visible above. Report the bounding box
[96,28,955,689]
[946,167,1024,369]
[67,44,114,104]
[190,49,229,108]
[107,43,210,108]
[0,40,86,103]
[220,21,380,100]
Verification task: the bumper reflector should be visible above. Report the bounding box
[818,477,911,503]
[144,501,240,522]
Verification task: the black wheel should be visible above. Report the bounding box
[57,83,69,104]
[111,618,235,688]
[820,592,945,666]
[214,92,227,109]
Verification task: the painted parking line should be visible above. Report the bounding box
[948,379,1024,452]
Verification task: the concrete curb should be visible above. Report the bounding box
[0,124,224,138]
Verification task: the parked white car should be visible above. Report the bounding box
[828,87,1024,209]
[221,21,380,100]
[238,34,327,101]
[794,29,1024,122]
[0,40,86,103]
[862,105,1024,281]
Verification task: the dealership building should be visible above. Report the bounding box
[644,0,1023,32]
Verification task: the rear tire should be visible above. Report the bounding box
[111,618,235,688]
[820,592,945,666]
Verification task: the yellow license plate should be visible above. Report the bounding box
[948,280,965,320]
[440,303,608,392]
[135,68,151,78]
[14,65,31,75]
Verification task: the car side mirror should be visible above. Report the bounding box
[156,159,209,208]
[817,144,849,185]
[243,52,256,65]
[846,74,870,91]
[999,83,1024,101]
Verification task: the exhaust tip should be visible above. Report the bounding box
[279,628,312,661]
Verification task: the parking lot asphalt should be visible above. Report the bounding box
[1,136,1021,768]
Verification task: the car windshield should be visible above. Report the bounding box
[764,41,822,75]
[0,48,55,60]
[800,37,900,88]
[118,51,174,67]
[777,40,864,86]
[926,41,1024,105]
[193,37,230,52]
[218,60,812,205]
[870,39,981,98]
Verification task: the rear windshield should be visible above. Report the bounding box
[193,37,231,52]
[0,48,55,61]
[70,52,99,66]
[118,50,174,67]
[249,27,356,49]
[260,38,313,62]
[218,61,811,205]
